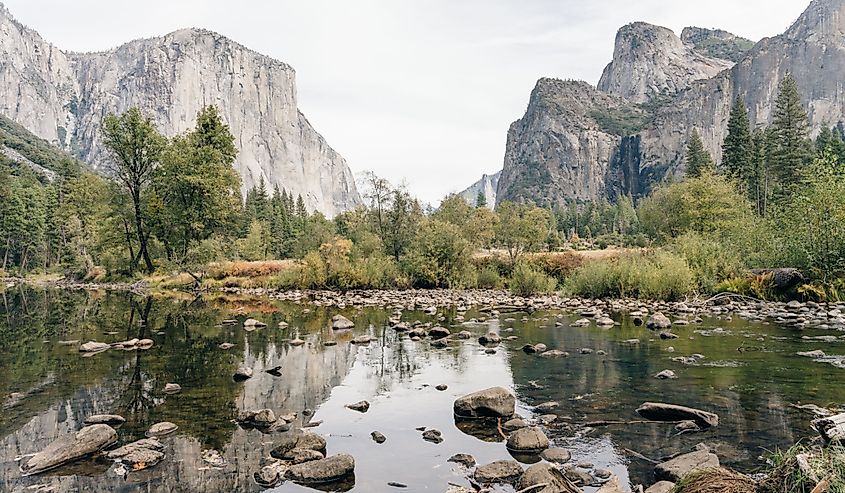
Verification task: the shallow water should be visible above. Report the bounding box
[1,287,843,492]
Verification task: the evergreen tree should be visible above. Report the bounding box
[769,73,810,194]
[750,126,773,216]
[722,96,753,184]
[475,189,487,208]
[686,130,715,178]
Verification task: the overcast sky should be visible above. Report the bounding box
[4,0,810,204]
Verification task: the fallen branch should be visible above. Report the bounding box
[623,448,659,465]
[497,418,506,439]
[584,419,684,427]
[516,484,549,493]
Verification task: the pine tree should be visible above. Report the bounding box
[686,130,715,178]
[475,189,487,208]
[769,73,810,194]
[722,96,753,184]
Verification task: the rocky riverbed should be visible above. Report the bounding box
[1,286,844,492]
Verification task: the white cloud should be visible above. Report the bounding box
[4,0,810,204]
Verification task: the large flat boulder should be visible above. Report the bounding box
[454,387,515,418]
[645,481,676,493]
[636,402,719,428]
[474,459,523,484]
[284,454,354,483]
[20,424,118,475]
[106,438,165,471]
[654,450,719,482]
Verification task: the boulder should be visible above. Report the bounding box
[237,409,277,427]
[233,366,254,381]
[474,459,524,484]
[506,426,550,452]
[447,453,476,468]
[654,450,719,482]
[84,414,126,426]
[287,448,326,464]
[284,454,355,483]
[517,463,581,493]
[478,332,502,345]
[636,402,719,428]
[539,349,569,358]
[345,400,370,413]
[332,315,355,330]
[454,387,515,418]
[502,418,528,432]
[20,424,118,475]
[255,460,288,487]
[540,447,572,464]
[371,431,386,444]
[645,481,676,493]
[270,433,327,459]
[106,438,165,470]
[654,370,677,380]
[428,326,450,339]
[164,383,182,393]
[243,318,267,328]
[597,476,626,493]
[647,313,672,329]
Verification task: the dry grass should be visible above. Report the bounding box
[207,260,295,280]
[671,468,757,493]
[759,445,845,493]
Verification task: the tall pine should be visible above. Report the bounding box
[686,130,715,178]
[769,73,810,194]
[722,96,753,184]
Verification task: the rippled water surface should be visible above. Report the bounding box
[1,287,844,492]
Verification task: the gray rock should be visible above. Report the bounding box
[447,453,476,468]
[645,481,676,493]
[332,315,355,330]
[539,349,569,358]
[270,433,327,459]
[106,438,165,470]
[287,448,326,464]
[79,341,110,353]
[345,400,370,413]
[284,454,355,483]
[237,409,277,427]
[502,418,528,432]
[428,326,450,339]
[540,447,572,464]
[233,366,254,381]
[164,383,181,393]
[84,414,126,425]
[478,332,502,345]
[654,450,720,482]
[654,370,677,379]
[21,424,118,475]
[146,421,178,437]
[517,463,581,493]
[474,459,524,484]
[454,387,516,418]
[647,313,672,329]
[422,429,443,443]
[371,431,386,443]
[506,426,550,452]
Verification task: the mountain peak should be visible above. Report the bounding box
[788,0,845,39]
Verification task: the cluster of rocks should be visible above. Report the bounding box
[78,338,154,355]
[18,415,175,476]
[254,432,354,488]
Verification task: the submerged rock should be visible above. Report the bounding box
[474,459,523,484]
[371,431,387,444]
[478,332,502,345]
[270,433,327,460]
[422,429,443,443]
[237,409,277,427]
[243,318,267,328]
[20,424,118,475]
[540,447,572,464]
[454,387,515,418]
[79,341,110,353]
[146,422,178,438]
[654,370,677,380]
[284,454,355,484]
[636,402,719,428]
[447,453,476,468]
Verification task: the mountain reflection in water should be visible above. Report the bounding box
[1,287,842,492]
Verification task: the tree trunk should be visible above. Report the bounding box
[132,192,154,274]
[123,219,136,274]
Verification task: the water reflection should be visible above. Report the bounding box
[0,288,843,492]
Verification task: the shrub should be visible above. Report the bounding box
[528,252,584,282]
[477,266,503,289]
[508,262,557,296]
[669,232,744,293]
[565,250,695,301]
[403,220,472,288]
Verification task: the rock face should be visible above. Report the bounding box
[458,171,500,209]
[598,22,734,104]
[0,5,360,217]
[498,0,845,207]
[20,424,118,475]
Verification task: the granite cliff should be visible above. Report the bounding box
[0,4,361,216]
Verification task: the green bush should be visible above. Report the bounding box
[669,232,744,293]
[477,266,503,289]
[508,262,558,296]
[403,220,472,288]
[565,250,695,301]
